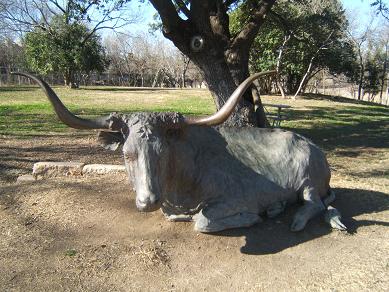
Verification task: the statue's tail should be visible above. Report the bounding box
[323,189,347,231]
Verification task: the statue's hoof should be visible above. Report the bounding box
[325,207,347,231]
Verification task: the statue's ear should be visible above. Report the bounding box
[97,131,125,151]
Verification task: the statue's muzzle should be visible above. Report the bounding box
[135,193,161,212]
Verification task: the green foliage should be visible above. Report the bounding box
[23,15,107,86]
[363,39,388,95]
[231,0,357,93]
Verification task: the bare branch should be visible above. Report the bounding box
[294,31,335,98]
[47,0,66,14]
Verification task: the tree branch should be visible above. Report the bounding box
[293,31,334,98]
[150,0,185,34]
[47,0,66,14]
[149,0,190,52]
[230,0,276,56]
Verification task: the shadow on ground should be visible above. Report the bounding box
[284,105,389,150]
[77,87,175,92]
[300,93,389,107]
[0,135,123,182]
[0,86,39,92]
[212,187,389,255]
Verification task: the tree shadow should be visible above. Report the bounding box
[210,187,389,255]
[300,93,389,107]
[77,87,172,92]
[284,106,389,150]
[0,86,38,92]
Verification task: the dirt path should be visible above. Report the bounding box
[1,132,388,291]
[1,175,388,291]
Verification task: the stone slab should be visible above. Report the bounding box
[82,164,126,175]
[32,162,85,178]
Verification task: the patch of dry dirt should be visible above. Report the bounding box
[0,132,123,183]
[0,133,388,291]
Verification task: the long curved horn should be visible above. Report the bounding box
[12,72,112,130]
[183,70,276,126]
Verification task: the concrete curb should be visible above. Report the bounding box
[17,162,127,183]
[33,162,85,178]
[82,164,126,175]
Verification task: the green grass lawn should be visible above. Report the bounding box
[1,84,388,154]
[0,85,215,136]
[1,84,388,190]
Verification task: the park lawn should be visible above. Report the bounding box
[0,85,387,139]
[0,85,215,136]
[0,84,388,187]
[0,85,388,291]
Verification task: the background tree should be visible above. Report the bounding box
[0,0,139,35]
[377,25,389,102]
[231,0,356,97]
[1,0,139,87]
[106,32,203,87]
[371,0,389,20]
[0,37,26,84]
[354,23,389,101]
[24,15,107,88]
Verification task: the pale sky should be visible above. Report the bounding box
[112,0,383,41]
[129,0,380,30]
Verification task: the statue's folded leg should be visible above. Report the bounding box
[193,204,262,233]
[290,186,325,232]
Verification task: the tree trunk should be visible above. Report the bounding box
[181,56,190,88]
[64,69,78,89]
[357,48,364,100]
[276,34,290,99]
[294,32,332,98]
[152,68,161,88]
[379,44,388,104]
[252,82,270,127]
[191,52,264,127]
[149,0,275,128]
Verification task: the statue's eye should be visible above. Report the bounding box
[124,152,137,161]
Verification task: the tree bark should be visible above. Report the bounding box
[64,69,78,88]
[252,82,270,127]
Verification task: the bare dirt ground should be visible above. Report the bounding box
[1,97,389,291]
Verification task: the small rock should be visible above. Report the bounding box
[16,174,36,183]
